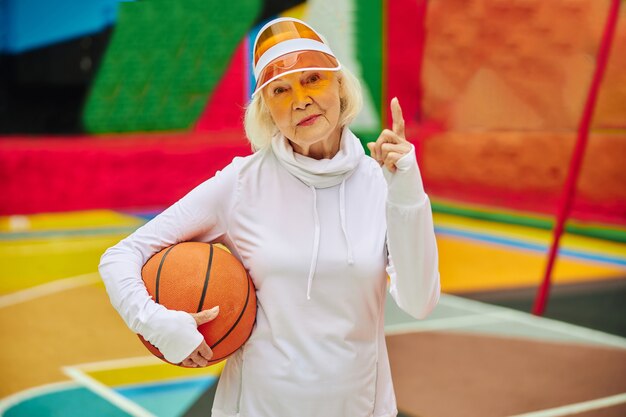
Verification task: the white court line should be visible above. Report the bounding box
[506,392,626,417]
[0,381,78,414]
[0,238,117,255]
[385,312,505,335]
[71,355,162,373]
[438,294,626,349]
[63,367,156,417]
[490,309,626,349]
[438,293,504,314]
[0,273,100,309]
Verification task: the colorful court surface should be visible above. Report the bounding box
[1,205,625,416]
[2,357,221,417]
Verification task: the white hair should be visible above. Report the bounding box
[243,66,363,151]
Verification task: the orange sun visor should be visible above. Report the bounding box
[252,18,341,96]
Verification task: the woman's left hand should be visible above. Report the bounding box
[367,97,412,173]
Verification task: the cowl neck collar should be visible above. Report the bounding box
[270,127,364,189]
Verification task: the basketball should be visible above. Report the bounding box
[139,242,256,366]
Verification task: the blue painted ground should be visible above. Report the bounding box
[3,385,131,417]
[2,377,217,417]
[116,377,216,417]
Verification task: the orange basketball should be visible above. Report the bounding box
[139,242,256,366]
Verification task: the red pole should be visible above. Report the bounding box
[414,0,429,164]
[415,0,428,123]
[532,0,621,316]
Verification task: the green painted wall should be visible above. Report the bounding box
[355,0,384,143]
[83,0,260,133]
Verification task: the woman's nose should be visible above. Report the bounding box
[292,85,312,109]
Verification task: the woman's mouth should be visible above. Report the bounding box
[297,114,321,126]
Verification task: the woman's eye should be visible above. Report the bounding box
[307,74,320,83]
[273,87,286,95]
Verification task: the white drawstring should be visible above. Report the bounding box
[306,186,321,300]
[339,179,354,265]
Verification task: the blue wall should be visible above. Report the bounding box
[0,0,121,53]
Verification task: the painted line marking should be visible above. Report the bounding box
[439,294,626,349]
[385,312,505,335]
[0,273,100,308]
[0,238,118,255]
[506,392,626,417]
[63,366,155,417]
[71,355,164,373]
[71,355,226,382]
[114,374,216,394]
[435,227,626,266]
[0,381,78,413]
[0,226,140,241]
[489,309,626,349]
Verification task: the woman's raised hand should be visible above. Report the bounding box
[367,97,412,173]
[180,306,220,368]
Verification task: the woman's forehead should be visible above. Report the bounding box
[269,70,333,84]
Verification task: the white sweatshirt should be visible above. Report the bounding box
[98,128,440,417]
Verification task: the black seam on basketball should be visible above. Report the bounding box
[210,273,251,350]
[197,244,214,313]
[208,312,255,364]
[155,245,176,304]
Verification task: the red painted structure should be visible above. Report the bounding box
[532,0,622,315]
[0,132,250,215]
[2,1,624,227]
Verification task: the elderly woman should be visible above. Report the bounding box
[99,17,440,417]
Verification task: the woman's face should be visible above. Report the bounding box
[263,70,342,158]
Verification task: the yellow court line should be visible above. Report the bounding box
[433,213,626,258]
[436,235,625,293]
[431,197,626,233]
[0,234,123,293]
[72,356,225,387]
[0,236,124,255]
[0,209,144,233]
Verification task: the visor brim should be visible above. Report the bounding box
[252,50,341,96]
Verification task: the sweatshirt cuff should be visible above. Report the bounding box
[141,308,204,364]
[382,144,427,206]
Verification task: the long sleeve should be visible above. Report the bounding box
[98,158,241,363]
[383,145,440,319]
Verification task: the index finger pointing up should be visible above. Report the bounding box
[391,97,405,139]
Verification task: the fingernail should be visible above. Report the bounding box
[209,306,219,313]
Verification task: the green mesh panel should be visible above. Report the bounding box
[83,0,260,133]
